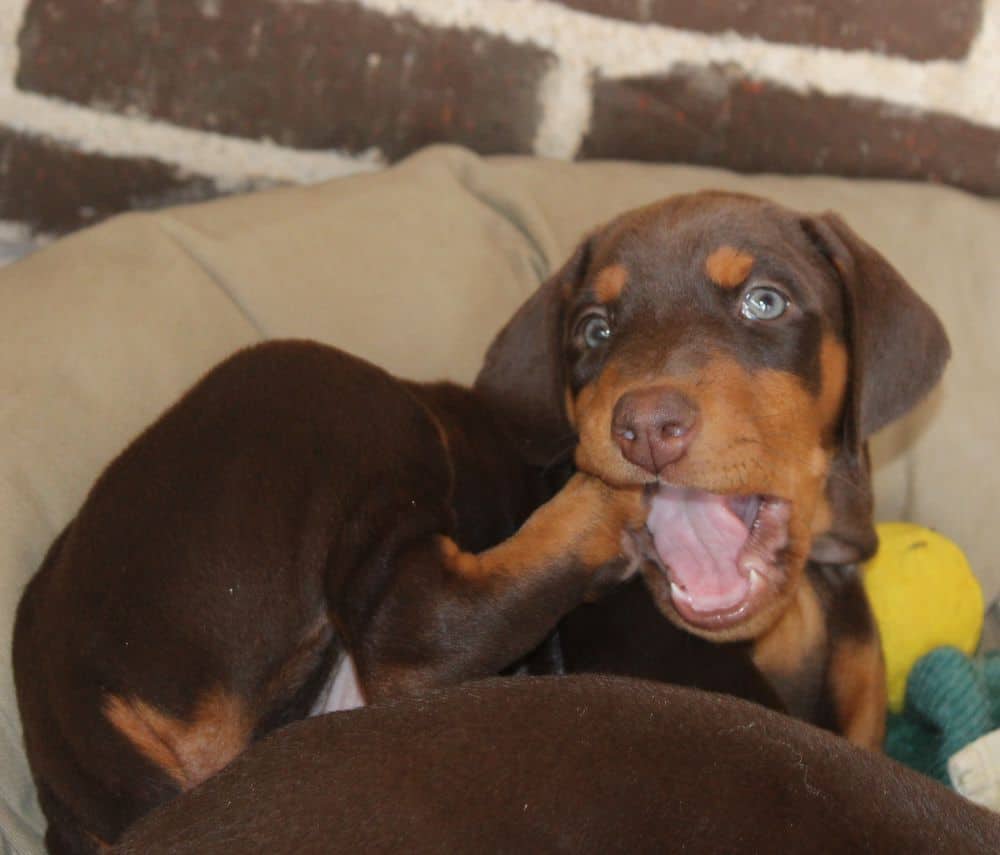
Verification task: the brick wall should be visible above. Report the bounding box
[2,0,998,249]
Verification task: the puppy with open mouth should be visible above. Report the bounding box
[477,190,950,748]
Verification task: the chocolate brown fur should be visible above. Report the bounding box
[115,677,1000,854]
[14,341,641,853]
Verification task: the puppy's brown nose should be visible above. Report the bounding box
[612,387,699,475]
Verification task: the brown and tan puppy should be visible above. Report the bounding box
[14,342,646,854]
[477,190,950,749]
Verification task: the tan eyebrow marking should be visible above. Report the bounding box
[593,264,628,303]
[705,246,755,289]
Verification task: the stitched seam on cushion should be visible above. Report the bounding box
[156,217,268,339]
[452,158,553,284]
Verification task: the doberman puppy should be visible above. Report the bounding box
[115,676,1000,854]
[477,191,949,749]
[13,342,646,853]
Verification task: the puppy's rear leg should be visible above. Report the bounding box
[356,473,645,700]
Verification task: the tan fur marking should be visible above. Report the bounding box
[753,577,827,677]
[573,365,637,487]
[593,264,628,304]
[104,688,251,789]
[705,246,754,288]
[564,387,578,429]
[85,831,113,853]
[810,495,834,537]
[818,335,849,435]
[567,381,601,434]
[438,535,482,577]
[440,473,645,581]
[829,637,887,750]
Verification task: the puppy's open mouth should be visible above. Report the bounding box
[639,485,791,630]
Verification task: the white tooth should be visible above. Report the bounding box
[670,582,691,603]
[749,568,762,591]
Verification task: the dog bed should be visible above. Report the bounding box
[2,146,999,852]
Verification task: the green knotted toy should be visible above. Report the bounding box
[885,647,1000,784]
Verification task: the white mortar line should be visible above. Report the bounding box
[0,0,28,84]
[0,90,383,184]
[964,0,1000,65]
[532,57,592,159]
[354,0,1000,130]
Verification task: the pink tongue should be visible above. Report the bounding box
[647,487,751,613]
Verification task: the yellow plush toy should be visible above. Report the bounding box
[863,522,984,712]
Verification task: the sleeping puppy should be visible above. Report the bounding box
[114,677,1000,854]
[477,190,950,748]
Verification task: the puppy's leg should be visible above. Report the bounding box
[824,569,887,750]
[442,472,645,593]
[828,636,886,750]
[754,566,886,749]
[353,473,645,700]
[752,575,828,723]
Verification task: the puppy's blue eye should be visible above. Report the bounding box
[741,286,788,321]
[579,315,612,348]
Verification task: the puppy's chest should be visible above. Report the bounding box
[751,576,832,723]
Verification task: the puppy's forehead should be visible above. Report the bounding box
[605,196,797,259]
[587,194,823,300]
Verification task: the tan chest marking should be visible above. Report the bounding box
[829,637,887,750]
[753,578,827,679]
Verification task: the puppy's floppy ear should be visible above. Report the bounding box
[475,237,594,466]
[803,212,950,565]
[806,212,951,439]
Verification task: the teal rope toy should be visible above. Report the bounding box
[885,646,1000,784]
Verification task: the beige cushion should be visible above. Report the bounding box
[2,145,998,851]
